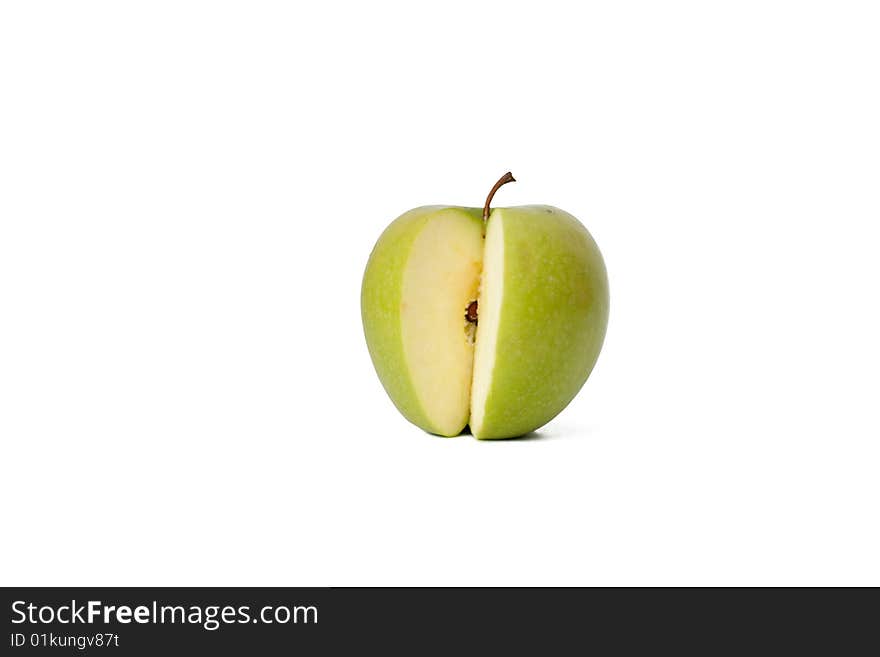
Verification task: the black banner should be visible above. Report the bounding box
[1,587,875,653]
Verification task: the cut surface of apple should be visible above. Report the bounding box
[361,176,609,439]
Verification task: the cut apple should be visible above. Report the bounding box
[468,205,610,438]
[362,174,609,439]
[361,206,484,436]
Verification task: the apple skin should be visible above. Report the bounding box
[361,205,484,435]
[472,206,608,439]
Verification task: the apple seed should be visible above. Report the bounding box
[465,300,478,324]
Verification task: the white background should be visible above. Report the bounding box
[1,1,878,586]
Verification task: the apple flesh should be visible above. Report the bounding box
[361,177,609,439]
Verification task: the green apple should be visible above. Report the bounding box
[361,173,609,439]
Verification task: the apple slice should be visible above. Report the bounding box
[470,205,609,439]
[361,206,484,436]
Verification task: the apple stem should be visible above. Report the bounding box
[482,172,516,221]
